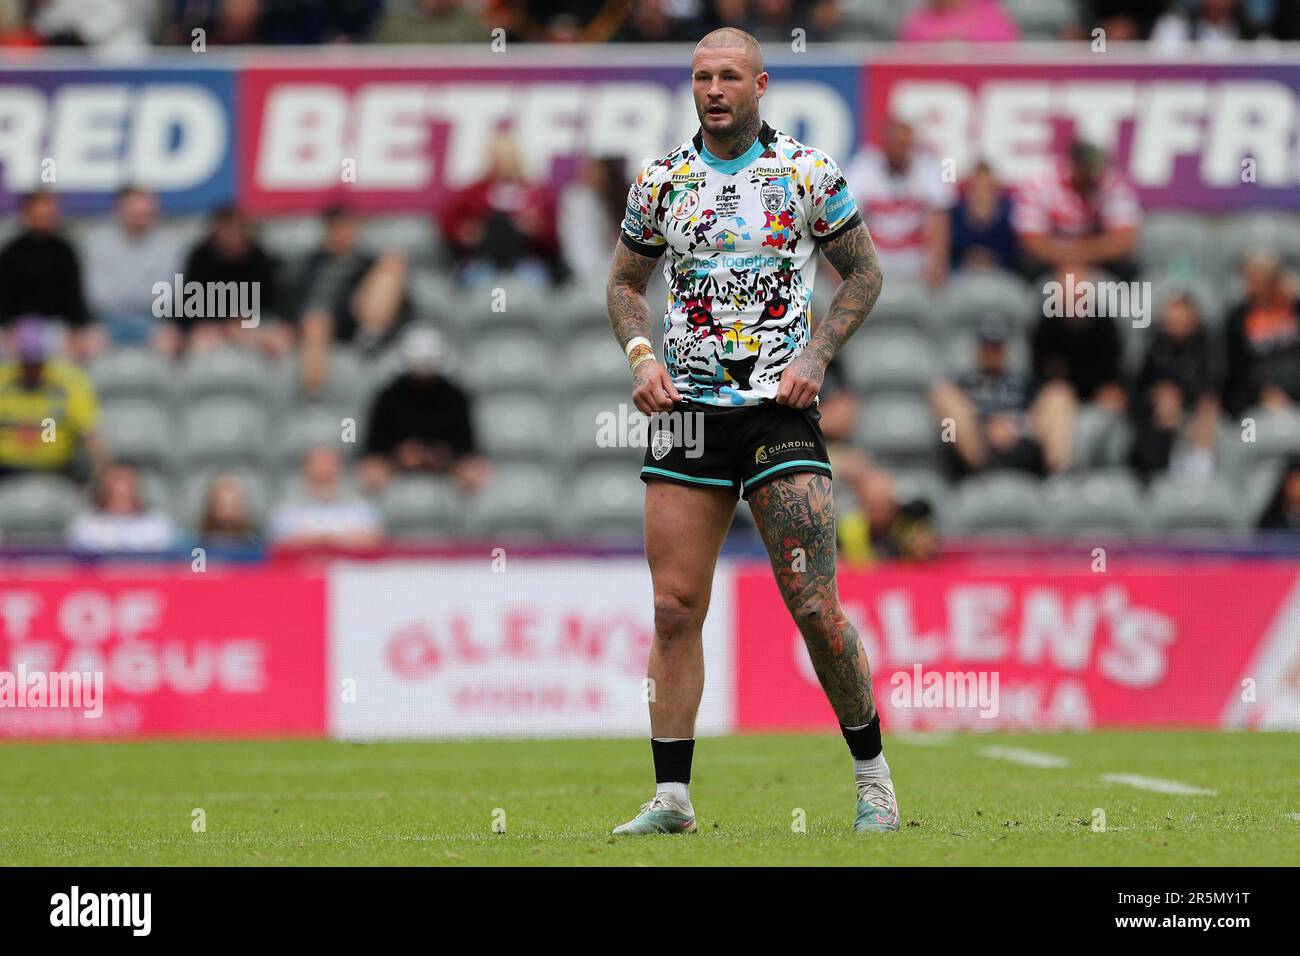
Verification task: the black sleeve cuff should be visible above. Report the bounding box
[619,230,667,259]
[813,211,863,246]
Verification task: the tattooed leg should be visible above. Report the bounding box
[748,473,875,725]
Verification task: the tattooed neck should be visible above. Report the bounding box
[710,113,762,159]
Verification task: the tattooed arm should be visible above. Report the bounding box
[775,222,884,408]
[607,241,680,413]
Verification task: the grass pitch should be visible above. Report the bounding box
[1,731,1296,865]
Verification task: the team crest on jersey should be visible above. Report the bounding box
[761,181,787,213]
[671,190,700,220]
[651,430,674,460]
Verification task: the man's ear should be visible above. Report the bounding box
[756,71,769,99]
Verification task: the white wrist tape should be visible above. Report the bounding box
[624,336,652,359]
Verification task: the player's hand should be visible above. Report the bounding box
[776,353,825,409]
[632,359,680,414]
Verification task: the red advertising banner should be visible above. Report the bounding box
[0,570,326,738]
[735,562,1300,731]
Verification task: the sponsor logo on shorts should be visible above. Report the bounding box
[755,439,815,464]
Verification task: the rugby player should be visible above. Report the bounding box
[605,28,896,834]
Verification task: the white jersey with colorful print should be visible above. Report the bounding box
[620,122,861,406]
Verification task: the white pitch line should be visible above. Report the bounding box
[1288,812,1300,822]
[1101,773,1216,796]
[978,746,1071,768]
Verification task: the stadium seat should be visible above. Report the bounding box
[558,465,643,539]
[837,0,910,39]
[406,266,456,327]
[1222,212,1300,270]
[89,348,173,404]
[460,278,552,335]
[889,467,951,527]
[564,393,645,464]
[1003,0,1076,38]
[1043,469,1148,536]
[944,472,1046,536]
[859,280,932,333]
[273,406,356,471]
[1236,407,1300,468]
[1243,460,1284,528]
[178,398,273,470]
[550,281,612,336]
[1071,405,1131,470]
[463,462,560,538]
[1139,212,1219,279]
[840,328,938,397]
[460,332,553,396]
[259,216,323,263]
[279,346,368,414]
[358,215,440,265]
[939,269,1036,332]
[380,474,460,538]
[0,474,84,543]
[177,348,276,407]
[475,396,557,461]
[857,392,939,469]
[100,399,175,473]
[1148,476,1243,535]
[560,331,632,394]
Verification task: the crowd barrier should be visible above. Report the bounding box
[2,556,1296,738]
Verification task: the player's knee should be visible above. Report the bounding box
[653,590,707,640]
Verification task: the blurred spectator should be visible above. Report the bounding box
[1031,266,1126,468]
[179,205,287,357]
[268,445,383,548]
[162,0,262,45]
[199,471,261,545]
[443,130,563,285]
[950,161,1019,273]
[0,192,96,359]
[1223,249,1300,417]
[846,115,954,286]
[931,316,1052,479]
[1258,457,1300,532]
[736,0,841,43]
[1152,0,1259,54]
[32,0,153,49]
[359,326,490,493]
[559,155,626,285]
[851,468,938,563]
[0,0,40,46]
[612,0,708,41]
[0,318,101,480]
[898,0,1021,42]
[1129,293,1218,480]
[1013,138,1142,282]
[66,462,176,553]
[1088,0,1167,39]
[258,0,384,43]
[298,204,410,394]
[82,187,182,349]
[373,0,490,42]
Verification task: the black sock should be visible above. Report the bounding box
[840,714,882,761]
[651,738,695,784]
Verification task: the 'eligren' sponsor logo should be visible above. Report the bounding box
[50,886,151,936]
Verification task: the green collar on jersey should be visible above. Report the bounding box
[694,121,776,175]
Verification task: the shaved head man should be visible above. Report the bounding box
[691,28,768,159]
[606,30,896,837]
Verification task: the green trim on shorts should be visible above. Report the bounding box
[641,466,736,488]
[743,459,832,488]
